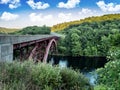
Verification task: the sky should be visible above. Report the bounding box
[0,0,120,28]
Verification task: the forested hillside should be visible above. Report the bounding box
[52,14,120,32]
[0,27,19,34]
[12,25,51,35]
[58,18,120,56]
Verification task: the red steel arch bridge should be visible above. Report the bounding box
[0,35,59,63]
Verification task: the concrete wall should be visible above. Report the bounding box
[0,44,13,62]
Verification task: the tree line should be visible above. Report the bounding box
[11,25,51,35]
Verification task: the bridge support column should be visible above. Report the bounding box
[29,43,39,61]
[0,44,13,62]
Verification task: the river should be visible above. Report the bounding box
[48,56,107,85]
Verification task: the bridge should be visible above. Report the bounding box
[0,35,59,63]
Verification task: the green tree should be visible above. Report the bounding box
[84,46,98,56]
[71,33,82,56]
[58,37,67,55]
[64,29,83,56]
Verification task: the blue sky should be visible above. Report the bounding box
[0,0,120,28]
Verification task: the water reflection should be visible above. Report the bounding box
[48,56,107,85]
[49,57,54,65]
[59,60,68,68]
[83,70,97,85]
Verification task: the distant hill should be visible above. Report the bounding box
[12,26,51,35]
[51,14,120,32]
[0,25,51,35]
[0,27,20,34]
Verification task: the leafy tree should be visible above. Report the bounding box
[84,46,98,56]
[70,33,82,56]
[109,33,120,46]
[64,29,83,56]
[57,37,67,55]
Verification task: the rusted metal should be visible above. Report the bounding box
[13,37,59,63]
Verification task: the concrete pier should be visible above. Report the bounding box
[0,44,13,62]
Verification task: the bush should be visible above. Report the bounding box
[95,46,120,90]
[0,61,92,90]
[60,68,92,90]
[96,60,120,90]
[94,84,109,90]
[31,63,62,89]
[107,47,120,61]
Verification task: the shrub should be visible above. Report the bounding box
[0,61,92,90]
[96,46,120,90]
[60,68,92,90]
[94,84,109,90]
[0,61,32,83]
[107,47,120,61]
[96,60,120,89]
[31,63,62,89]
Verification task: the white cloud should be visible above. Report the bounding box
[0,0,9,4]
[57,0,80,9]
[29,13,53,22]
[58,13,72,20]
[0,0,20,9]
[97,1,120,12]
[78,8,101,19]
[9,0,20,9]
[79,8,93,15]
[27,0,49,9]
[0,12,19,21]
[57,13,73,23]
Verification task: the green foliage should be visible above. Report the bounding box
[107,47,120,61]
[94,84,109,90]
[109,33,120,47]
[57,37,67,55]
[0,25,50,35]
[12,25,51,35]
[0,61,92,90]
[60,68,92,90]
[62,29,83,56]
[97,59,120,90]
[58,18,120,56]
[31,63,61,89]
[97,47,120,90]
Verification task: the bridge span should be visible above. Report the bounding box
[0,35,59,63]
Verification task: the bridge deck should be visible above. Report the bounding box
[0,35,59,44]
